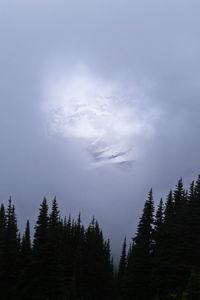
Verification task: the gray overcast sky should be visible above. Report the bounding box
[1,0,200,261]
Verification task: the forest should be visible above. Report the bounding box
[1,175,200,300]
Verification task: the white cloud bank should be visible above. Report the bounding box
[42,65,159,167]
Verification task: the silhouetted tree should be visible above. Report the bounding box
[118,237,127,298]
[125,189,154,300]
[4,198,19,300]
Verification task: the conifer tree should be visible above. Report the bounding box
[21,220,31,259]
[154,198,164,239]
[153,182,189,298]
[17,220,32,300]
[118,237,127,298]
[0,203,6,234]
[33,197,49,252]
[188,176,200,269]
[174,178,184,214]
[164,189,174,223]
[151,198,164,297]
[62,214,73,292]
[29,197,50,299]
[0,204,6,297]
[172,179,190,296]
[49,197,60,227]
[47,197,65,300]
[4,197,19,300]
[84,218,114,300]
[0,203,6,256]
[126,189,154,300]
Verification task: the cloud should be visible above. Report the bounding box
[42,65,159,167]
[1,0,200,263]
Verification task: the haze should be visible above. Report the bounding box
[1,0,200,261]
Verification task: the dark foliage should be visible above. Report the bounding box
[119,175,200,300]
[0,197,114,300]
[2,175,200,299]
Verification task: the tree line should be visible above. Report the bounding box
[1,175,200,299]
[118,175,200,299]
[0,197,114,300]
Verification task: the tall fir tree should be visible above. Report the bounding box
[188,175,200,270]
[47,197,65,300]
[29,197,50,299]
[4,198,20,300]
[62,214,73,293]
[17,220,32,300]
[125,189,154,300]
[151,198,164,297]
[0,204,6,298]
[118,237,127,298]
[84,218,114,300]
[21,220,31,259]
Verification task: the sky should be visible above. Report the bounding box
[1,0,200,261]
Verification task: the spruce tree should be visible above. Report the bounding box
[84,218,114,300]
[118,237,127,298]
[28,197,50,299]
[151,198,164,297]
[172,179,190,296]
[17,220,32,300]
[62,214,73,293]
[126,189,154,300]
[154,198,164,240]
[188,176,200,270]
[0,204,6,298]
[21,220,31,259]
[47,197,65,300]
[4,198,19,300]
[174,178,184,214]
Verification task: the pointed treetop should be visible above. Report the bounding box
[154,198,164,230]
[189,181,195,197]
[164,190,174,221]
[49,196,60,227]
[118,236,127,281]
[77,213,81,226]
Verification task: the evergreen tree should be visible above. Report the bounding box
[47,197,65,300]
[21,220,31,259]
[49,197,60,227]
[174,178,184,214]
[164,189,174,224]
[17,220,32,300]
[172,179,190,297]
[126,189,154,300]
[188,176,200,270]
[154,198,164,240]
[118,237,127,298]
[152,181,190,298]
[4,197,19,300]
[33,197,49,252]
[84,218,114,300]
[62,214,73,293]
[28,197,50,299]
[151,198,164,297]
[0,204,6,298]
